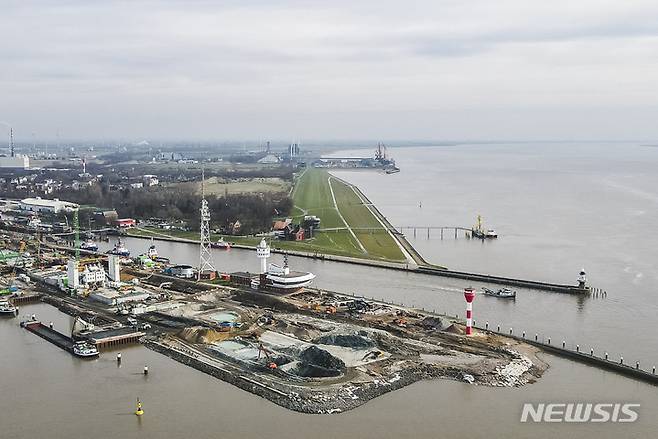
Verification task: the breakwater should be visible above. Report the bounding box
[477,324,658,386]
[123,233,589,294]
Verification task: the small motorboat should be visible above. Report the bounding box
[212,237,231,250]
[482,287,516,299]
[72,340,99,358]
[0,300,18,316]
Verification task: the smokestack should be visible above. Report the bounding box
[10,127,14,157]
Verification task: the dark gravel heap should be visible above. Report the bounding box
[295,346,346,377]
[313,333,375,349]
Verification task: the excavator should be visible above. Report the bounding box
[257,342,278,370]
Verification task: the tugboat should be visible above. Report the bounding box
[80,238,99,252]
[72,340,99,358]
[482,287,516,299]
[146,239,158,260]
[107,239,130,257]
[0,300,18,316]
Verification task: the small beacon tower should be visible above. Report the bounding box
[257,238,271,274]
[464,287,476,335]
[577,268,587,290]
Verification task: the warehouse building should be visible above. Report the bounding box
[19,197,79,213]
[0,155,30,169]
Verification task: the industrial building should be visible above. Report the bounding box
[19,197,79,214]
[89,290,151,306]
[0,155,30,169]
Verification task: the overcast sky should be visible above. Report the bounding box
[2,0,658,142]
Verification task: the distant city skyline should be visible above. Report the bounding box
[2,0,658,141]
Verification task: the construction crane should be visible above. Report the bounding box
[73,208,80,260]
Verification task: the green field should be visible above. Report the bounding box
[289,169,405,261]
[129,169,407,262]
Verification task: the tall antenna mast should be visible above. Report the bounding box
[10,127,14,157]
[198,168,215,280]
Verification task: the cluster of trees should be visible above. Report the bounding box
[107,165,294,183]
[54,184,292,234]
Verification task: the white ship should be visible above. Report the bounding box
[266,256,316,290]
[255,239,315,291]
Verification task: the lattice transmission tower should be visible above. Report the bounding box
[198,169,215,280]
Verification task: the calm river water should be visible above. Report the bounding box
[3,142,658,438]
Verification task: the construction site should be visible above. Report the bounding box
[0,230,548,414]
[141,286,546,413]
[0,184,548,414]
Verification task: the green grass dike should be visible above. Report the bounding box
[129,169,409,263]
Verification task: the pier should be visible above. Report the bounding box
[86,327,145,349]
[10,293,42,305]
[21,319,143,351]
[397,226,474,239]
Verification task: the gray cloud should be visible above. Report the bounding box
[1,0,658,141]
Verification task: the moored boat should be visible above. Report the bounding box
[107,239,130,257]
[80,238,99,252]
[0,300,18,316]
[472,215,498,239]
[72,340,99,357]
[147,244,158,259]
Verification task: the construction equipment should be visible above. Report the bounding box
[257,342,278,370]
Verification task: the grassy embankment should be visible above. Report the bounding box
[129,169,406,262]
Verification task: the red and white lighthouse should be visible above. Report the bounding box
[464,287,476,335]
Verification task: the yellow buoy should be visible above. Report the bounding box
[135,399,144,416]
